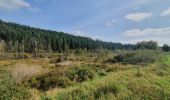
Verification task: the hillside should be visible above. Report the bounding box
[0,20,133,53]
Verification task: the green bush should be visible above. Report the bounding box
[135,41,158,50]
[24,70,71,91]
[98,70,107,76]
[162,44,170,52]
[0,70,30,100]
[66,67,94,82]
[106,58,117,63]
[113,50,159,65]
[23,65,96,91]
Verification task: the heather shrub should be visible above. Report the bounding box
[24,70,71,91]
[113,50,159,65]
[0,70,30,100]
[66,66,94,82]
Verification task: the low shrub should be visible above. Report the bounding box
[66,67,94,82]
[0,70,30,100]
[24,70,72,91]
[98,69,107,76]
[105,66,117,72]
[23,65,96,91]
[106,58,117,63]
[113,50,159,65]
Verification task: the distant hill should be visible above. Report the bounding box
[0,20,134,53]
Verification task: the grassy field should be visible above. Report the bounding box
[0,51,170,100]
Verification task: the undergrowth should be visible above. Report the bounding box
[0,70,31,100]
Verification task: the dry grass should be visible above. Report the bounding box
[46,88,64,98]
[10,63,48,84]
[29,89,42,100]
[55,61,83,67]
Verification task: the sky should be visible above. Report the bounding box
[0,0,170,45]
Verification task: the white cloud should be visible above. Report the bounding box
[0,0,30,10]
[72,30,88,37]
[71,30,103,40]
[92,36,104,40]
[124,27,170,37]
[161,7,170,16]
[122,27,170,46]
[106,19,116,26]
[125,13,151,22]
[34,0,48,2]
[0,0,42,12]
[121,38,170,46]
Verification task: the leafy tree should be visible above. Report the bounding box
[21,38,25,59]
[30,37,38,58]
[135,41,158,50]
[162,44,170,52]
[14,40,19,58]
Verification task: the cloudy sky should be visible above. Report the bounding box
[0,0,170,45]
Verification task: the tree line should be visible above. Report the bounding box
[0,20,134,53]
[0,19,169,59]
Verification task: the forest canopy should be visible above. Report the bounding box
[0,20,133,53]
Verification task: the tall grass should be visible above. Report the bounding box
[55,81,121,100]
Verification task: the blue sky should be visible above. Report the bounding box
[0,0,170,45]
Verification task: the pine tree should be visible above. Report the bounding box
[30,37,38,58]
[14,40,19,59]
[21,37,25,59]
[0,40,5,60]
[162,44,170,52]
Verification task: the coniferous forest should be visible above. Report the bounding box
[0,20,134,54]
